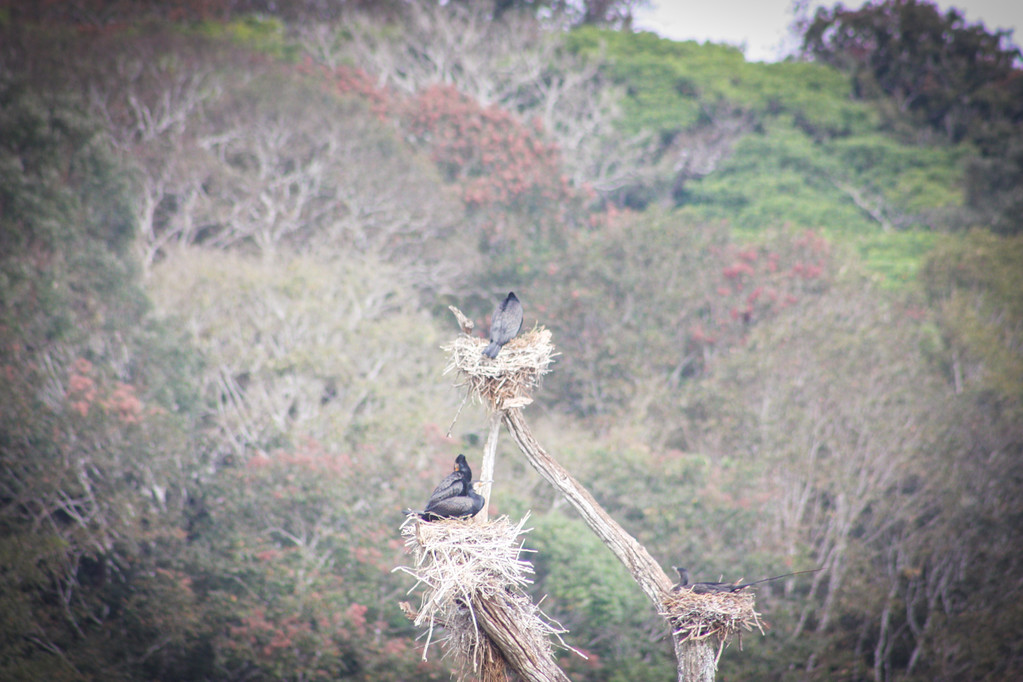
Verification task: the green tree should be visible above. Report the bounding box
[802,0,1021,143]
[922,229,1023,419]
[802,0,1023,234]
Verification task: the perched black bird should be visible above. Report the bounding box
[412,454,485,521]
[482,292,523,359]
[423,454,471,511]
[421,482,486,520]
[671,566,821,594]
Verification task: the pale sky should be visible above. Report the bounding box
[633,0,1023,62]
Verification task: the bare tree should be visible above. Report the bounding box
[680,279,958,679]
[148,248,455,459]
[295,3,636,193]
[184,74,461,268]
[84,33,227,269]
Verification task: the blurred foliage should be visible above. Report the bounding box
[568,28,876,139]
[922,230,1023,417]
[147,248,458,456]
[685,125,960,285]
[528,512,676,680]
[0,68,207,682]
[402,82,587,243]
[187,443,448,681]
[2,3,1022,682]
[802,0,1023,235]
[0,82,136,343]
[802,0,1021,143]
[674,275,965,679]
[196,15,297,60]
[964,133,1023,236]
[480,208,834,417]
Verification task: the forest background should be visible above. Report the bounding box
[1,0,1021,680]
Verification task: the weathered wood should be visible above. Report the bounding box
[673,637,717,682]
[503,407,719,681]
[503,408,675,603]
[478,411,501,523]
[400,599,511,682]
[473,594,571,682]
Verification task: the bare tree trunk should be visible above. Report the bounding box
[473,594,572,682]
[674,637,717,682]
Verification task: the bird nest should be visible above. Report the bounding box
[395,514,571,678]
[661,589,764,656]
[442,308,557,411]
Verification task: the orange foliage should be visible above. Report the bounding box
[686,229,833,358]
[405,84,573,211]
[66,357,146,423]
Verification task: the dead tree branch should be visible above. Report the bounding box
[502,407,718,681]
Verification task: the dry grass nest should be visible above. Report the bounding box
[395,514,573,676]
[661,588,764,658]
[442,306,557,411]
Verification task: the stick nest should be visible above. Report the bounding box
[661,588,764,651]
[395,514,570,678]
[443,307,557,411]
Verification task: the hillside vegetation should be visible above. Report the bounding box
[1,1,1021,680]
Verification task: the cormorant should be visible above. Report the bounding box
[411,454,486,521]
[423,454,471,511]
[421,481,486,520]
[671,566,821,594]
[482,292,523,359]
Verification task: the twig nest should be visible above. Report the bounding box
[443,308,557,411]
[395,514,571,677]
[661,589,764,655]
[398,515,537,616]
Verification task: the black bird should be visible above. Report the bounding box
[421,481,486,520]
[671,566,821,594]
[423,454,471,511]
[412,454,485,521]
[482,292,523,359]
